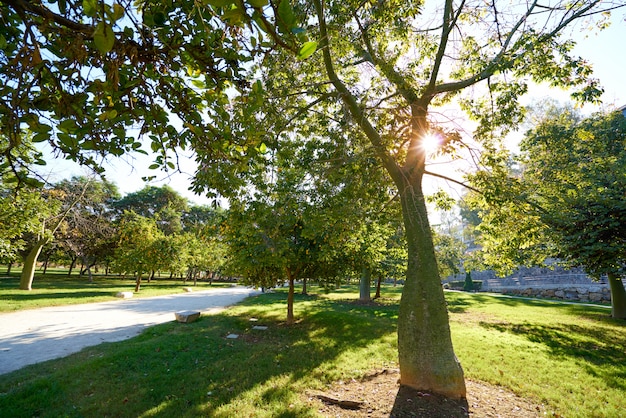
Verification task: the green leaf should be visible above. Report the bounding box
[149,164,160,170]
[297,41,317,60]
[153,11,167,26]
[32,132,49,143]
[192,79,205,89]
[58,119,78,133]
[93,22,115,54]
[112,3,125,21]
[277,0,296,27]
[83,0,97,17]
[207,0,236,7]
[58,0,67,14]
[247,0,268,7]
[221,7,245,25]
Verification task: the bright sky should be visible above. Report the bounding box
[38,11,626,205]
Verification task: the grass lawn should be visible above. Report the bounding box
[0,284,623,417]
[0,270,231,313]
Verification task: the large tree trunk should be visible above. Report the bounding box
[19,239,48,290]
[397,177,466,399]
[608,272,626,319]
[359,266,371,302]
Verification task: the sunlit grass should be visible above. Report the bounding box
[448,292,624,417]
[0,270,230,312]
[0,285,623,417]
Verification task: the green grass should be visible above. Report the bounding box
[0,285,624,417]
[0,270,230,312]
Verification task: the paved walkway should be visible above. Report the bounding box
[0,286,259,375]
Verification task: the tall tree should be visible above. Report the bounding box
[189,0,620,397]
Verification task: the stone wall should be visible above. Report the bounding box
[445,266,612,304]
[498,285,611,303]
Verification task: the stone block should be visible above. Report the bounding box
[175,310,201,323]
[589,292,603,302]
[554,290,565,298]
[116,291,133,299]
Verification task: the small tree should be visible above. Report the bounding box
[112,212,163,292]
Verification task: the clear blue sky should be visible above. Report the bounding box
[39,12,626,204]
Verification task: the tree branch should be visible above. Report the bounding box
[312,0,401,184]
[424,170,480,194]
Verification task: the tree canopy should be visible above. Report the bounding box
[470,105,626,318]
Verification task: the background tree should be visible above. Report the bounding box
[111,211,163,292]
[55,176,120,281]
[470,105,626,319]
[114,185,188,235]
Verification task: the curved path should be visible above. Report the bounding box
[0,286,259,375]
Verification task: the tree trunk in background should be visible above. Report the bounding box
[286,269,295,325]
[19,239,48,290]
[301,277,308,295]
[135,273,142,292]
[608,272,626,319]
[42,254,50,274]
[374,276,382,299]
[397,176,466,399]
[360,266,371,301]
[67,256,77,276]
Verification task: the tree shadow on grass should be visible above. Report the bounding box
[480,321,626,391]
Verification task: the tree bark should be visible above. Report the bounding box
[19,239,48,290]
[286,269,295,325]
[397,176,466,399]
[301,277,308,295]
[360,266,372,301]
[374,276,382,299]
[134,272,142,292]
[42,253,50,274]
[608,272,626,319]
[68,256,77,276]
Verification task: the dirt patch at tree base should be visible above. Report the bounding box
[307,369,549,417]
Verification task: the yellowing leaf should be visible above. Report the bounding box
[113,3,125,21]
[297,41,317,60]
